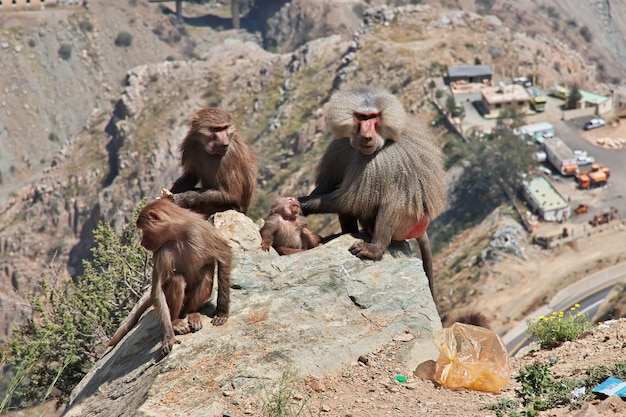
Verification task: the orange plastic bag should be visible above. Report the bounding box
[433,322,511,393]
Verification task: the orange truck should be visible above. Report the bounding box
[575,164,610,189]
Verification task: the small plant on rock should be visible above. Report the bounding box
[259,364,320,417]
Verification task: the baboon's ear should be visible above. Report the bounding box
[148,210,163,222]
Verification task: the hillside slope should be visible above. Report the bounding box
[0,0,625,343]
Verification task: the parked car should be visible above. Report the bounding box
[584,118,606,130]
[577,155,595,166]
[573,149,588,158]
[513,77,532,88]
[549,86,569,99]
[533,151,547,162]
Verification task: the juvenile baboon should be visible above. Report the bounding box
[170,107,258,217]
[108,198,232,355]
[260,196,322,255]
[299,86,448,295]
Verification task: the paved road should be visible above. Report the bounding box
[503,262,626,355]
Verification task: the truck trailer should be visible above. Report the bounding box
[543,137,578,176]
[516,121,555,143]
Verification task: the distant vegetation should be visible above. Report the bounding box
[431,106,533,253]
[579,26,592,43]
[58,43,72,60]
[0,205,150,410]
[566,84,582,109]
[79,19,94,32]
[114,31,133,47]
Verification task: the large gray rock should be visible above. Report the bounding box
[61,211,441,417]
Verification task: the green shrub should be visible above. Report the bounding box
[58,43,72,60]
[114,32,133,47]
[514,359,587,412]
[579,26,592,43]
[527,305,591,349]
[79,20,93,32]
[0,202,150,410]
[486,357,626,416]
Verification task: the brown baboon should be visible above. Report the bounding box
[260,196,322,255]
[170,107,258,217]
[299,86,448,296]
[108,198,232,355]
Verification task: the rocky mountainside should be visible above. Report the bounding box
[1,0,625,343]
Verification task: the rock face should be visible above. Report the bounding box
[61,211,441,417]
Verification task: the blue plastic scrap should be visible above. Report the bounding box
[592,377,626,398]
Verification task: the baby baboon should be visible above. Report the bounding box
[260,196,322,255]
[108,198,232,355]
[299,86,448,296]
[170,108,258,217]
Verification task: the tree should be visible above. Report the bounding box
[566,84,582,109]
[456,105,466,133]
[445,95,457,116]
[444,127,534,224]
[428,79,436,98]
[496,105,527,130]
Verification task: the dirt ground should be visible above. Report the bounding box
[223,319,626,417]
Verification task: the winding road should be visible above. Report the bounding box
[503,262,626,355]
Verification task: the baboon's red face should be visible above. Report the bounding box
[351,112,384,155]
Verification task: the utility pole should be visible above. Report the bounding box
[176,0,182,21]
[232,0,240,30]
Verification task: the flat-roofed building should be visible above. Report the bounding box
[447,65,492,84]
[578,90,612,114]
[0,0,80,8]
[521,176,571,222]
[481,84,530,118]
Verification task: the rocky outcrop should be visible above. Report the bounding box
[264,0,363,52]
[61,211,441,417]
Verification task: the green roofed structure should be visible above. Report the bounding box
[521,176,571,222]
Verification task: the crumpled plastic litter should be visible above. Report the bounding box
[433,322,511,393]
